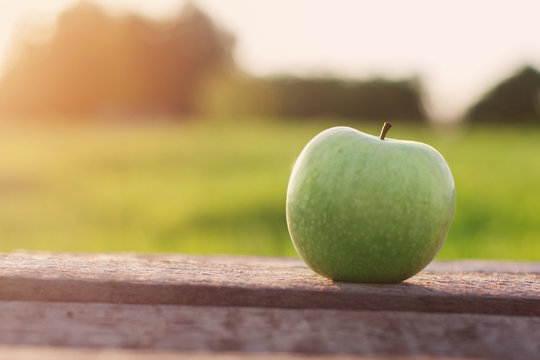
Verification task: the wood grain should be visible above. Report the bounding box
[0,346,383,360]
[0,301,538,360]
[0,252,538,316]
[0,347,383,360]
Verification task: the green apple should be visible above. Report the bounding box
[286,123,456,283]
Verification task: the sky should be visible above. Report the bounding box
[0,0,539,120]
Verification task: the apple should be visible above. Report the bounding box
[286,123,456,283]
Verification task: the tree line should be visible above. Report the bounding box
[205,76,426,121]
[0,1,538,123]
[0,2,234,116]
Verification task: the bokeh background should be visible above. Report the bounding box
[0,0,539,259]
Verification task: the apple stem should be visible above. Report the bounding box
[379,122,392,140]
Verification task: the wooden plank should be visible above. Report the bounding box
[0,252,538,315]
[426,259,540,273]
[0,301,538,360]
[0,346,374,360]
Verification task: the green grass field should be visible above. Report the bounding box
[0,119,538,260]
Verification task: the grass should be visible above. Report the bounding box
[0,118,538,260]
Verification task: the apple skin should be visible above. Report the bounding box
[286,126,456,283]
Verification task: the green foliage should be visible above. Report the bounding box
[205,76,427,122]
[466,65,540,123]
[0,120,538,260]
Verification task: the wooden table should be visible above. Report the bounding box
[0,252,538,359]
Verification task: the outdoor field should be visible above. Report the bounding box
[0,119,538,260]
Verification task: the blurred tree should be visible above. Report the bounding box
[466,65,540,123]
[0,1,235,117]
[205,75,428,122]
